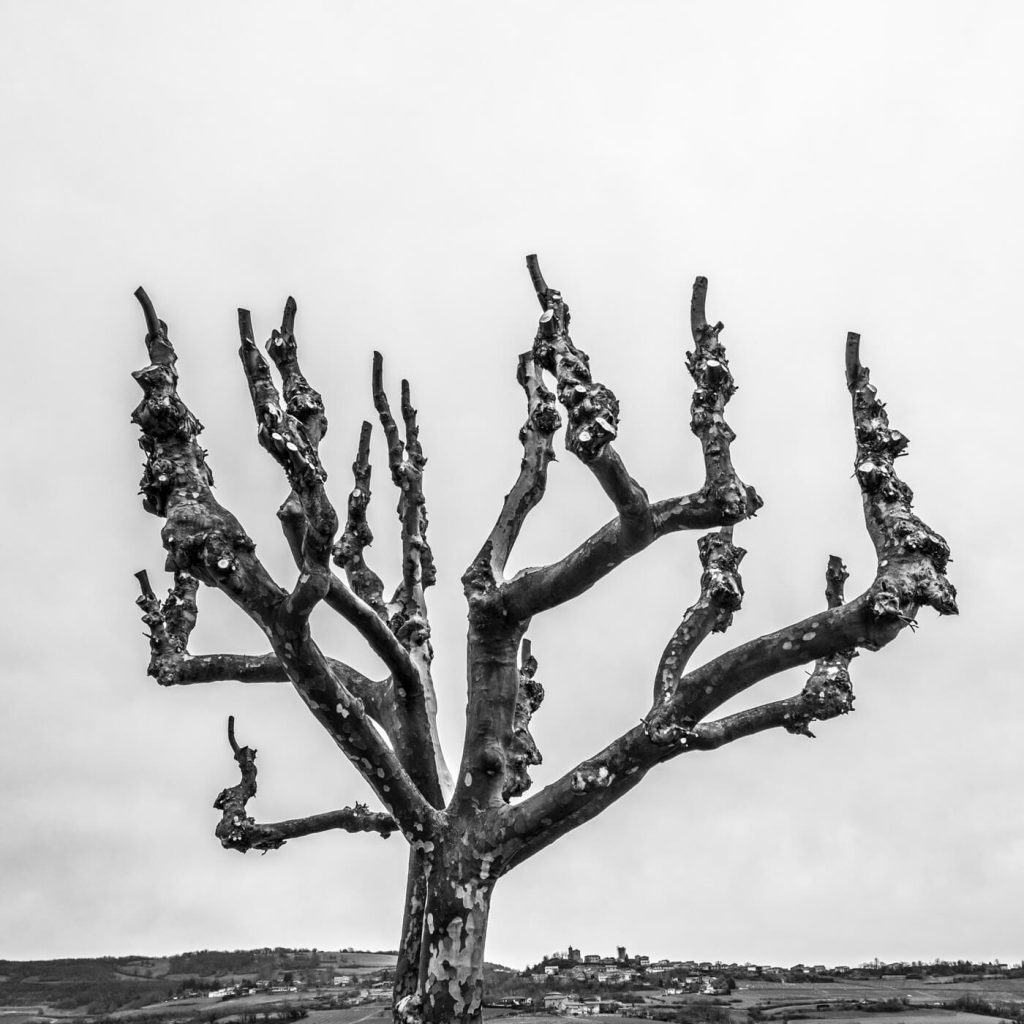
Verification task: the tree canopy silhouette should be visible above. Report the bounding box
[132,257,956,1024]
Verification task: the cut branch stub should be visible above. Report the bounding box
[135,569,199,685]
[527,254,619,463]
[214,715,270,851]
[503,638,545,801]
[847,333,958,622]
[784,556,856,738]
[264,296,328,447]
[687,277,762,522]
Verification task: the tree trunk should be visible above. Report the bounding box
[394,835,497,1024]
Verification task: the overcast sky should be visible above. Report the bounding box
[2,1,1022,969]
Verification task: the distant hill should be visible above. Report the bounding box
[0,949,400,1016]
[0,949,514,1018]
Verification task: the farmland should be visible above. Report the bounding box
[3,958,1023,1024]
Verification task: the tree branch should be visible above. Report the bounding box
[237,307,337,632]
[500,493,738,620]
[372,354,436,628]
[133,568,396,722]
[133,292,438,833]
[498,332,956,868]
[333,420,387,617]
[245,337,431,771]
[503,638,545,801]
[214,717,398,853]
[688,277,762,520]
[645,528,745,742]
[527,254,652,531]
[371,352,452,804]
[689,556,856,747]
[265,296,328,446]
[498,270,762,621]
[131,290,285,613]
[476,352,560,581]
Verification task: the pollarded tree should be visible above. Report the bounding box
[131,257,956,1024]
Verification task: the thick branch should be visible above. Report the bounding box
[500,492,739,620]
[214,717,397,853]
[494,723,659,873]
[131,290,285,615]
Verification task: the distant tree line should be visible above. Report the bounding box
[945,995,1024,1023]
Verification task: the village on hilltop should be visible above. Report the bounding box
[3,946,1023,1022]
[503,947,1024,1017]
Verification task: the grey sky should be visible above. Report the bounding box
[2,0,1021,968]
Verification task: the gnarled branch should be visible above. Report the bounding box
[689,556,856,748]
[333,420,387,617]
[644,527,746,744]
[528,254,652,537]
[371,352,452,804]
[237,306,336,631]
[133,292,439,833]
[498,332,956,869]
[477,351,560,582]
[688,277,762,520]
[499,271,761,622]
[214,717,398,853]
[503,638,545,801]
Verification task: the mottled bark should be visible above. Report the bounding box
[130,262,955,1024]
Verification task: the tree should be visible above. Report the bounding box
[130,256,956,1024]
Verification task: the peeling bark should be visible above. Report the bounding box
[129,264,955,1024]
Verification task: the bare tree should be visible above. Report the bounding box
[131,257,956,1024]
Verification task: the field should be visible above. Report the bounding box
[5,968,1023,1024]
[734,977,1024,1010]
[302,1009,390,1024]
[329,957,397,973]
[483,1016,642,1024]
